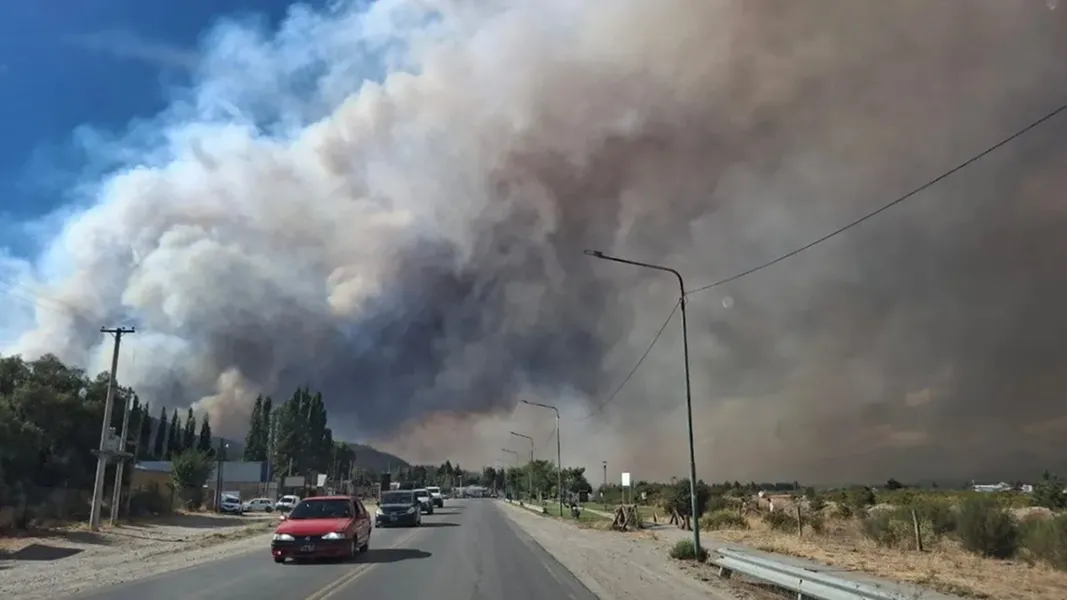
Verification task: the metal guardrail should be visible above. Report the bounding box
[712,547,923,600]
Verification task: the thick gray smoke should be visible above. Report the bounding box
[3,0,1067,483]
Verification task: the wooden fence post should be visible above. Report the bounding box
[911,509,924,552]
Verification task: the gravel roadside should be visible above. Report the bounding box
[497,501,777,600]
[0,514,279,599]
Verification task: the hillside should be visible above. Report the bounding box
[347,442,410,472]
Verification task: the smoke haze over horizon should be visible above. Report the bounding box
[2,0,1067,485]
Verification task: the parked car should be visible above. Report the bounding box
[242,497,275,513]
[413,488,434,515]
[270,496,372,563]
[426,486,444,508]
[275,495,300,513]
[220,494,244,515]
[374,490,422,528]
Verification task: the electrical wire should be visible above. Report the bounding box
[574,299,680,421]
[686,100,1067,296]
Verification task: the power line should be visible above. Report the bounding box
[686,100,1067,296]
[574,299,680,421]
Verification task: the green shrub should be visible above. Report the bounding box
[705,494,730,513]
[1021,513,1067,571]
[762,509,798,532]
[1031,471,1067,511]
[848,486,877,511]
[703,509,748,531]
[662,479,714,517]
[956,496,1020,559]
[808,495,827,513]
[805,511,826,535]
[911,499,956,536]
[834,500,854,519]
[669,538,708,561]
[861,511,903,547]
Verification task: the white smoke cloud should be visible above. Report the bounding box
[3,0,1067,484]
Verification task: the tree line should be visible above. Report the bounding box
[479,462,592,499]
[238,389,356,482]
[0,353,217,507]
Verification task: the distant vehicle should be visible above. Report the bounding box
[426,486,444,508]
[374,490,422,528]
[220,493,244,515]
[242,497,275,513]
[275,495,300,512]
[271,496,371,563]
[413,488,435,514]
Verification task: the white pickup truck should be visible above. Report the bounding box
[426,486,444,508]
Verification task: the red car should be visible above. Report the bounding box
[271,496,372,563]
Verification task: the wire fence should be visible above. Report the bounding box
[0,480,287,531]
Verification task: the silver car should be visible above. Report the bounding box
[413,488,434,515]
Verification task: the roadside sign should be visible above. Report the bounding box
[621,472,631,487]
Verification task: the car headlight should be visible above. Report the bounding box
[406,506,417,514]
[273,533,295,541]
[375,508,384,516]
[321,532,345,540]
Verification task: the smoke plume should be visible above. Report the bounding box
[3,0,1067,483]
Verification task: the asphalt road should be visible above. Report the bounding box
[73,499,598,600]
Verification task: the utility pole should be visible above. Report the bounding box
[215,439,227,512]
[603,461,607,499]
[109,375,138,525]
[89,326,135,531]
[123,406,147,519]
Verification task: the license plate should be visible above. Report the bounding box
[389,514,396,521]
[299,544,315,553]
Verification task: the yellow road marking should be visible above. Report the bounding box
[303,526,426,600]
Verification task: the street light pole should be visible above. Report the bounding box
[584,249,701,556]
[521,400,563,517]
[510,432,535,502]
[501,448,519,499]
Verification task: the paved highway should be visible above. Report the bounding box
[73,499,597,600]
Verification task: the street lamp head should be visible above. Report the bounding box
[583,249,605,258]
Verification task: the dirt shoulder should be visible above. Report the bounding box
[497,501,775,600]
[0,513,278,599]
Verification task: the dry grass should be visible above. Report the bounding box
[709,514,1065,599]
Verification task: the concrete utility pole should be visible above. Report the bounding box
[89,327,135,530]
[603,461,608,497]
[109,344,139,524]
[122,406,147,519]
[215,439,228,512]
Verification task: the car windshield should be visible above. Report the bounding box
[281,496,297,502]
[222,495,239,502]
[380,492,414,505]
[287,499,352,520]
[415,490,429,498]
[427,487,440,493]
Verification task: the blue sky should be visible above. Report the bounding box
[0,0,328,257]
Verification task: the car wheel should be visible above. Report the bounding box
[273,556,285,564]
[348,539,358,561]
[266,507,273,513]
[359,539,369,553]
